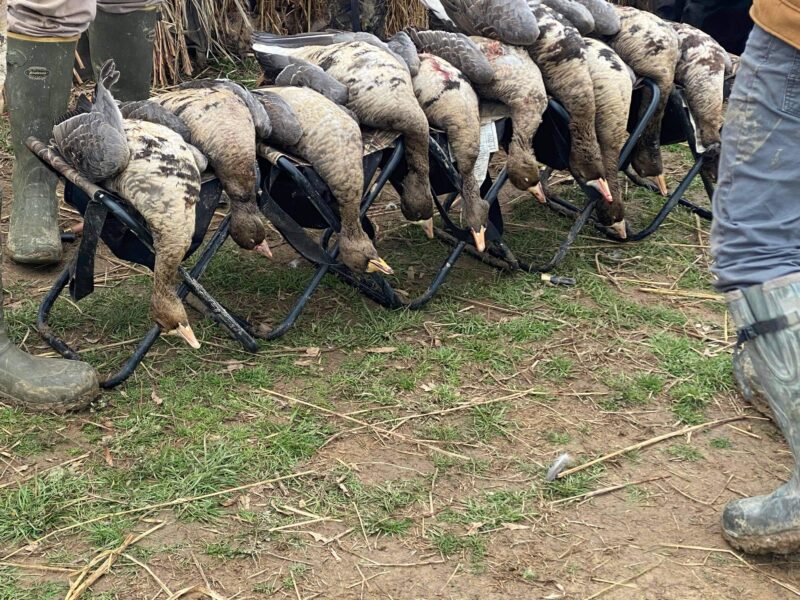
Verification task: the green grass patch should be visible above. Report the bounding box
[666,443,704,462]
[650,333,733,424]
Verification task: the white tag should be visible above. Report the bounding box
[473,122,499,184]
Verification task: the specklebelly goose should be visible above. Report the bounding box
[253,35,436,235]
[253,86,393,275]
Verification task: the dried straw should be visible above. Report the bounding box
[153,0,429,86]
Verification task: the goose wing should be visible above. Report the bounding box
[388,31,421,76]
[466,0,540,45]
[572,0,620,35]
[53,111,130,182]
[253,49,349,105]
[251,89,303,146]
[119,100,193,143]
[407,29,495,84]
[541,0,594,34]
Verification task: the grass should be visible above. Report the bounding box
[0,141,740,594]
[439,489,535,530]
[0,570,66,600]
[710,437,733,449]
[666,444,705,462]
[430,529,487,561]
[545,466,606,500]
[650,333,733,424]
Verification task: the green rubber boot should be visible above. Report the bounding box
[87,8,158,101]
[723,274,800,554]
[0,191,99,413]
[6,36,75,265]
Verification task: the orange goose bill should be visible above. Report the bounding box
[471,225,487,253]
[417,218,435,239]
[366,257,394,276]
[587,178,613,203]
[529,183,546,204]
[653,174,669,196]
[609,220,627,240]
[176,323,201,349]
[253,239,273,259]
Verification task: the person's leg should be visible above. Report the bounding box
[87,0,160,101]
[710,25,800,553]
[6,0,95,265]
[1,1,100,410]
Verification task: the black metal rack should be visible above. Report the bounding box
[28,139,259,389]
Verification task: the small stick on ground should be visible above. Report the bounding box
[3,470,314,562]
[582,560,662,600]
[709,474,736,506]
[165,586,226,600]
[658,543,800,596]
[64,520,166,600]
[550,476,666,505]
[557,416,752,479]
[0,562,75,573]
[122,553,173,597]
[638,287,722,301]
[353,502,372,551]
[260,388,469,460]
[191,552,210,591]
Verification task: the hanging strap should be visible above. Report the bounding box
[69,195,108,301]
[736,311,800,348]
[350,0,361,31]
[732,309,800,404]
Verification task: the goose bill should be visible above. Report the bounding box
[367,257,394,276]
[471,225,487,253]
[176,323,201,349]
[254,239,273,259]
[609,220,627,240]
[653,175,669,196]
[588,178,613,203]
[529,183,546,204]
[416,218,435,239]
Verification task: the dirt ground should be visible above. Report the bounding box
[1,125,800,600]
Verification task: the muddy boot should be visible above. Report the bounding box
[87,8,158,101]
[0,195,99,412]
[723,274,800,554]
[6,36,75,265]
[735,350,774,422]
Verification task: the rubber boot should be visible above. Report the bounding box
[723,273,800,554]
[87,8,158,101]
[6,35,75,265]
[0,192,99,413]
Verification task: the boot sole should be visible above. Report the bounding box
[7,249,63,266]
[723,527,800,555]
[0,386,99,414]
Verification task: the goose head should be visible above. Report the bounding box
[569,148,612,204]
[228,188,273,258]
[152,289,200,349]
[507,146,545,203]
[400,178,436,239]
[339,230,394,276]
[631,141,668,196]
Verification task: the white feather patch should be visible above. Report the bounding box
[420,0,455,25]
[251,42,297,57]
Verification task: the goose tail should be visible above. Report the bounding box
[98,59,121,91]
[54,94,93,126]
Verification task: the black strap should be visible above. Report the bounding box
[736,311,800,347]
[350,0,361,31]
[260,191,336,265]
[69,196,108,301]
